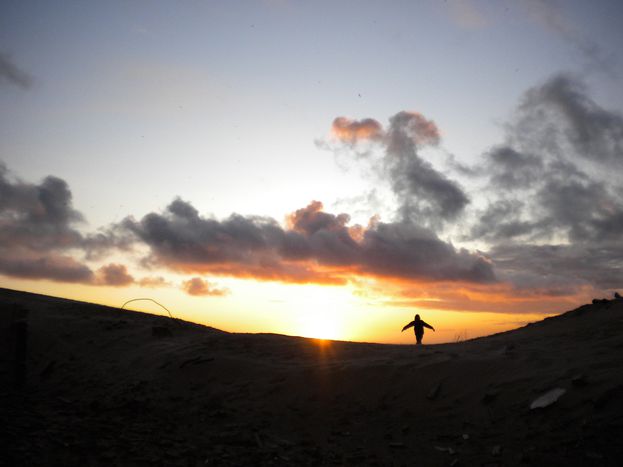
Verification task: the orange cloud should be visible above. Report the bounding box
[388,111,440,147]
[181,277,229,296]
[370,278,597,315]
[331,116,384,144]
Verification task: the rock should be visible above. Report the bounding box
[530,387,566,409]
[427,382,442,400]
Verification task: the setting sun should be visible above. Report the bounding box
[292,285,347,340]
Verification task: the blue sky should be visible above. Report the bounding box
[1,0,622,342]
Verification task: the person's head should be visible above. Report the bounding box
[414,314,420,321]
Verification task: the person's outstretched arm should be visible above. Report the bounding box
[422,321,435,331]
[402,321,414,332]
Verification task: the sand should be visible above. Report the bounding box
[2,287,623,466]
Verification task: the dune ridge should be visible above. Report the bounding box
[2,287,623,466]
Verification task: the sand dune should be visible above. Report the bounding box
[2,287,623,466]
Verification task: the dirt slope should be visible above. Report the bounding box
[2,287,623,466]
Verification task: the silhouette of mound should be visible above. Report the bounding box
[2,287,622,466]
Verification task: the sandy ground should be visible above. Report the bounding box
[2,287,623,466]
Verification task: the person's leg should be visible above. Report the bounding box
[416,332,423,345]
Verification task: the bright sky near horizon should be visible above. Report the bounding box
[1,0,622,343]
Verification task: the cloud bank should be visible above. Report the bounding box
[1,72,621,314]
[123,198,494,285]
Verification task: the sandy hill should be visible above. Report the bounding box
[2,287,623,466]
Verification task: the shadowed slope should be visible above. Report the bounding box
[2,288,622,466]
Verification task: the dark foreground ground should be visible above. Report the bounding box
[2,287,623,466]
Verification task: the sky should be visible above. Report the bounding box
[1,0,622,344]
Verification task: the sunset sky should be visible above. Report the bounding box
[2,0,622,343]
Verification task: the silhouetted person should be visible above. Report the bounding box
[401,314,435,345]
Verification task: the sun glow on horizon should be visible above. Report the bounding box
[292,284,349,340]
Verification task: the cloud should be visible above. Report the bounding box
[0,163,84,251]
[123,198,495,285]
[0,52,33,89]
[331,117,384,144]
[137,276,171,288]
[0,161,132,284]
[0,251,94,283]
[466,74,623,292]
[94,263,134,286]
[485,146,544,189]
[181,277,229,296]
[516,74,623,166]
[326,110,468,226]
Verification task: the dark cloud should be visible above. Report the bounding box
[181,277,229,296]
[386,111,469,223]
[516,74,623,165]
[361,220,495,283]
[467,74,623,292]
[486,146,543,189]
[386,111,440,149]
[0,52,33,89]
[469,200,540,242]
[0,163,83,251]
[0,251,94,283]
[490,243,623,292]
[94,263,134,286]
[0,161,132,284]
[123,198,495,285]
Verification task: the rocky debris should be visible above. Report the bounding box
[427,382,442,400]
[530,388,566,409]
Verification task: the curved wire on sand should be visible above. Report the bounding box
[121,298,176,320]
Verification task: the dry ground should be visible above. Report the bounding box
[2,287,623,466]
